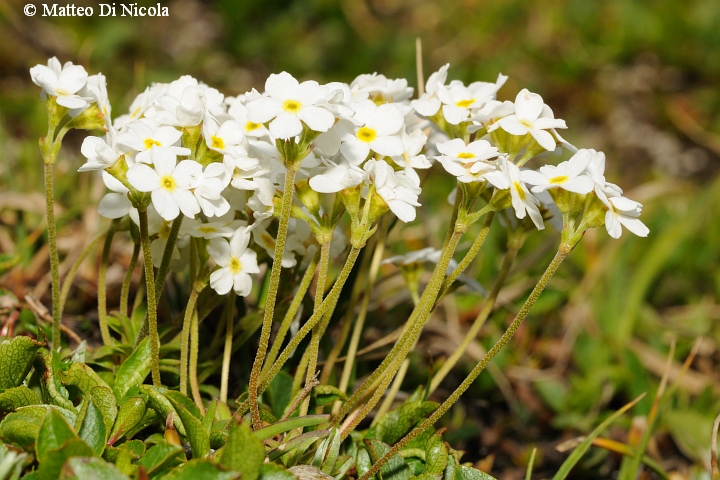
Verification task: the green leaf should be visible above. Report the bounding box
[423,434,448,475]
[367,401,438,445]
[665,409,713,464]
[266,371,294,419]
[220,421,264,480]
[161,459,241,480]
[36,438,95,480]
[363,439,413,480]
[0,336,43,393]
[140,386,186,436]
[61,363,112,395]
[0,386,40,412]
[0,406,75,449]
[313,385,346,408]
[167,396,210,458]
[254,415,329,441]
[203,398,219,434]
[164,390,201,420]
[258,463,298,480]
[36,408,80,463]
[89,386,117,434]
[136,443,185,478]
[0,439,28,480]
[287,465,333,480]
[76,395,108,455]
[59,456,130,480]
[108,396,146,446]
[114,338,152,399]
[552,394,645,480]
[454,465,496,480]
[267,430,329,462]
[33,350,74,410]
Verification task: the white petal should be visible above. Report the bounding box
[127,164,160,192]
[369,135,404,157]
[497,116,528,136]
[151,147,178,175]
[265,72,299,99]
[618,216,649,237]
[208,238,230,266]
[210,267,233,295]
[172,190,200,218]
[98,193,131,219]
[605,211,622,238]
[529,128,557,151]
[246,96,282,123]
[369,104,404,136]
[230,228,251,256]
[561,176,594,194]
[152,189,180,220]
[232,272,253,296]
[298,106,335,133]
[515,89,543,121]
[340,138,371,165]
[269,113,303,139]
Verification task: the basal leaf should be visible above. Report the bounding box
[423,433,448,475]
[363,439,413,480]
[454,465,496,480]
[108,396,146,446]
[167,396,210,458]
[313,385,347,408]
[89,386,117,433]
[0,337,43,393]
[33,350,74,410]
[36,438,95,480]
[114,338,152,400]
[258,463,298,480]
[254,415,329,441]
[164,390,201,420]
[140,386,186,436]
[266,371,294,419]
[161,459,241,480]
[0,386,40,412]
[61,363,111,395]
[202,398,219,434]
[367,401,438,446]
[220,421,264,480]
[36,408,79,463]
[136,443,185,478]
[59,456,130,480]
[0,406,76,449]
[76,395,108,455]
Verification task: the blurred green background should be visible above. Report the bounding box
[1,0,720,477]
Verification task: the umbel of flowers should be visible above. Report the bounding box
[29,57,648,477]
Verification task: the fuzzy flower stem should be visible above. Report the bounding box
[58,230,105,316]
[180,280,202,395]
[357,248,569,480]
[98,218,121,345]
[249,166,297,429]
[261,253,320,379]
[220,294,235,403]
[138,208,161,387]
[429,242,518,394]
[154,215,184,300]
[44,162,62,348]
[333,210,465,426]
[334,220,389,416]
[300,240,332,416]
[437,211,495,300]
[189,308,205,414]
[120,241,140,318]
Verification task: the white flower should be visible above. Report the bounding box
[437,74,508,125]
[604,196,649,239]
[126,147,201,221]
[246,72,335,139]
[114,84,168,130]
[71,73,110,123]
[30,57,89,109]
[79,134,122,172]
[350,73,414,104]
[182,217,245,239]
[226,95,269,138]
[411,64,450,117]
[191,162,231,218]
[116,119,189,164]
[208,227,260,296]
[491,89,567,151]
[150,76,222,127]
[391,129,432,171]
[252,220,306,268]
[98,172,132,219]
[309,158,367,193]
[522,149,595,194]
[366,159,421,223]
[339,100,405,164]
[435,139,502,184]
[202,117,248,158]
[497,158,545,230]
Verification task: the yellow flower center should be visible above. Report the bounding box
[457,152,475,159]
[456,99,475,108]
[229,257,242,274]
[357,126,377,143]
[283,100,301,113]
[513,181,526,200]
[144,138,162,149]
[261,233,277,249]
[160,175,176,192]
[56,88,70,96]
[519,119,533,129]
[211,136,225,150]
[245,121,261,131]
[199,226,217,234]
[549,175,568,184]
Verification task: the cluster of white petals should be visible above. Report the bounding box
[31,56,648,297]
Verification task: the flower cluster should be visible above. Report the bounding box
[30,57,648,298]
